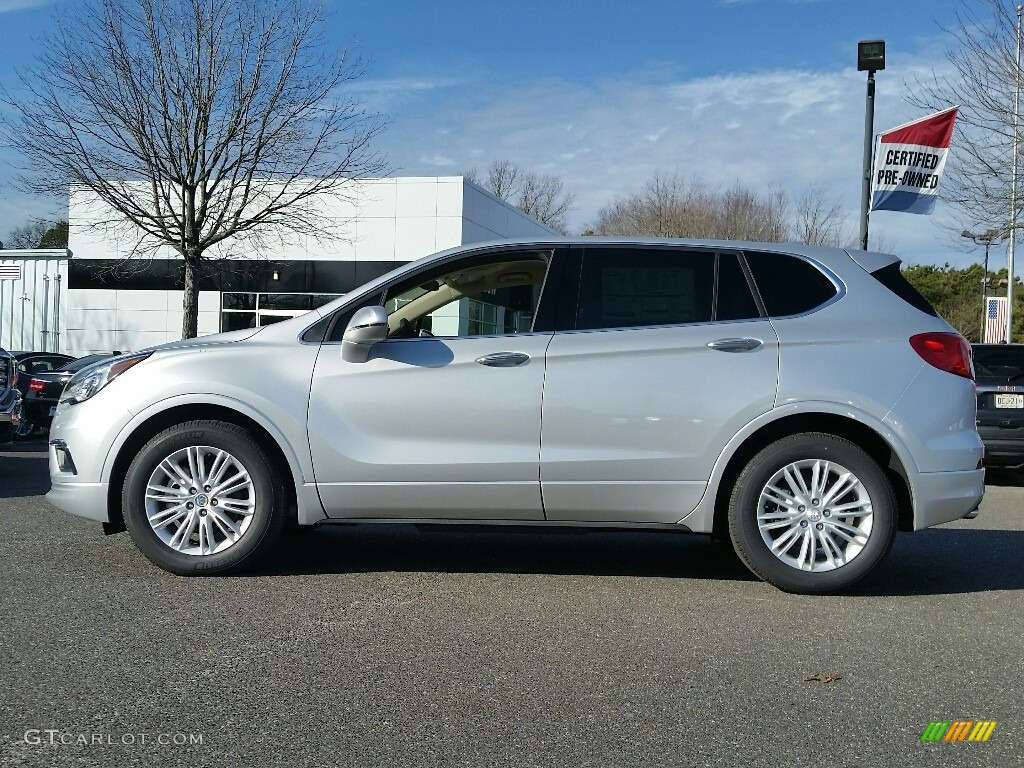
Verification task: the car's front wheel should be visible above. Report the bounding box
[728,433,896,593]
[123,420,285,575]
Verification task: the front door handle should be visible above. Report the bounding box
[476,352,531,367]
[707,338,762,352]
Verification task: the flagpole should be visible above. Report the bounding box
[859,69,876,250]
[1008,4,1022,343]
[857,41,885,250]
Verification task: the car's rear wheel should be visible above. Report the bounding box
[123,420,285,575]
[728,433,896,593]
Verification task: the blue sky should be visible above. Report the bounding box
[0,0,994,267]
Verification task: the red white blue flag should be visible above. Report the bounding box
[985,296,1008,343]
[871,106,958,215]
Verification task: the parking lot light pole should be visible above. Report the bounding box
[858,40,885,251]
[962,228,1003,341]
[1008,5,1023,343]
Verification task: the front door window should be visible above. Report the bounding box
[382,255,549,339]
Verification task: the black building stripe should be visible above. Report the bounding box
[68,259,402,295]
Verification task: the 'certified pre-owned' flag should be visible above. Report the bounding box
[871,106,958,215]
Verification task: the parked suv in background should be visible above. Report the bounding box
[46,239,984,593]
[972,343,1024,469]
[0,348,22,445]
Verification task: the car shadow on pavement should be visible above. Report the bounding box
[984,468,1024,487]
[4,440,1021,595]
[252,523,1024,595]
[850,528,1024,596]
[0,440,50,498]
[259,524,761,582]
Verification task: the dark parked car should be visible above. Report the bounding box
[973,343,1024,469]
[23,353,119,433]
[0,348,22,444]
[10,351,75,436]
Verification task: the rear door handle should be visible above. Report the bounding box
[707,338,762,352]
[476,352,531,367]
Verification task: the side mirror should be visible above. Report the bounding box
[341,305,389,363]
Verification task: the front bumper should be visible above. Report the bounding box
[47,475,110,523]
[45,395,136,524]
[0,390,22,441]
[912,468,986,530]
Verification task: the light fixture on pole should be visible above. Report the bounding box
[1008,5,1023,343]
[962,228,1003,341]
[858,40,885,251]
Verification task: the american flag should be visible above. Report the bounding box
[985,296,1008,343]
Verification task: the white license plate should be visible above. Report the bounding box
[48,406,57,417]
[995,394,1024,409]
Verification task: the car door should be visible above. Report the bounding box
[308,247,565,520]
[540,245,780,523]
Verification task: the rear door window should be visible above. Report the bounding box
[575,247,761,330]
[717,253,762,321]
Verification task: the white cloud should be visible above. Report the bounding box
[0,46,981,268]
[379,55,976,265]
[0,0,51,13]
[349,75,473,112]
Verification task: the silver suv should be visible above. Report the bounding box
[46,239,984,593]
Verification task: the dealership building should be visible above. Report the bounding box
[0,177,554,356]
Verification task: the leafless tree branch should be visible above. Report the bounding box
[904,0,1021,235]
[464,160,575,234]
[0,0,387,337]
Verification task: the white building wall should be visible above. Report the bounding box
[50,176,556,356]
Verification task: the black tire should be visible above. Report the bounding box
[728,432,896,594]
[123,420,286,575]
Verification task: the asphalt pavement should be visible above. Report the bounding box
[1,438,1022,768]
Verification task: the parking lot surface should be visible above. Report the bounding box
[2,438,1022,768]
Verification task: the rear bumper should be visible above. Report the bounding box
[22,398,57,426]
[912,468,985,530]
[977,424,1024,467]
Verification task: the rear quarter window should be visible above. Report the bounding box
[868,262,938,317]
[743,251,838,317]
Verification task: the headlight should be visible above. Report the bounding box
[59,353,153,406]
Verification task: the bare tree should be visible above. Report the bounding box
[482,160,521,201]
[793,185,852,247]
[588,174,790,242]
[465,160,575,234]
[1,0,385,338]
[904,0,1019,232]
[5,219,52,249]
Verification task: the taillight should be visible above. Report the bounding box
[909,332,974,379]
[29,379,46,391]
